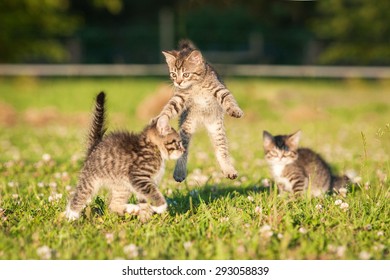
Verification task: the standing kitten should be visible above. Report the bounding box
[155,40,243,182]
[65,92,184,221]
[263,130,349,196]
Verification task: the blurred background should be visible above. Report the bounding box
[1,0,390,67]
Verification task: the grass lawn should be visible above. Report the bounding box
[0,76,389,259]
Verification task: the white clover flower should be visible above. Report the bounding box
[105,233,114,244]
[12,194,19,199]
[123,244,139,258]
[259,224,273,238]
[260,224,271,233]
[359,251,371,260]
[247,196,254,202]
[261,178,271,188]
[335,246,346,258]
[315,204,323,210]
[338,187,348,197]
[48,193,62,202]
[340,202,349,211]
[37,182,45,188]
[335,199,343,206]
[364,224,372,231]
[220,217,229,222]
[236,245,246,254]
[299,227,307,234]
[240,176,248,183]
[255,206,262,214]
[345,169,361,183]
[37,246,52,260]
[377,231,384,237]
[42,153,51,162]
[233,181,241,187]
[277,233,284,239]
[183,241,193,251]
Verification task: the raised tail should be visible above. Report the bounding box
[86,91,107,157]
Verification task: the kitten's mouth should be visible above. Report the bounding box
[175,83,191,89]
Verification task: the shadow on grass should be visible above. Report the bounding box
[166,183,272,216]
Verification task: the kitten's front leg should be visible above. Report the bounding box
[154,93,187,136]
[130,176,168,217]
[156,115,171,136]
[213,87,243,118]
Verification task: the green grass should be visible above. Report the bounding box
[0,77,389,260]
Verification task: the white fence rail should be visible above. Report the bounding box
[1,64,390,78]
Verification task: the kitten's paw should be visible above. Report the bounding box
[64,205,80,221]
[125,204,140,215]
[151,203,167,214]
[174,158,187,182]
[173,168,187,182]
[157,115,171,136]
[137,203,153,223]
[223,168,238,180]
[227,107,243,118]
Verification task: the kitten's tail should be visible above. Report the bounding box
[332,175,351,191]
[178,39,197,50]
[86,91,107,157]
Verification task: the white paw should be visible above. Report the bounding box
[125,204,140,215]
[151,203,167,214]
[64,204,80,221]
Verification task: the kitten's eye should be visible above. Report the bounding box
[183,73,190,78]
[170,72,177,78]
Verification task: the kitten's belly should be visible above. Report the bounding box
[190,94,221,112]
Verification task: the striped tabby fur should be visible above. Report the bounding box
[263,130,349,196]
[65,92,184,222]
[156,40,243,182]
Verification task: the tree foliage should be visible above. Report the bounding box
[0,0,79,62]
[313,0,390,65]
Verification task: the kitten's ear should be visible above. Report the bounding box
[162,51,177,66]
[288,130,301,149]
[263,130,274,150]
[187,50,203,64]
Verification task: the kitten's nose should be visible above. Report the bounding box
[176,79,183,85]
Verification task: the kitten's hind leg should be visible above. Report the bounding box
[205,120,237,180]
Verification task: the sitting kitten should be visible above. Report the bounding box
[65,92,184,221]
[155,39,243,182]
[263,130,349,196]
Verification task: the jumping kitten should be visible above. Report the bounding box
[155,40,243,182]
[65,92,184,221]
[263,130,349,196]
